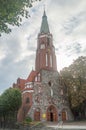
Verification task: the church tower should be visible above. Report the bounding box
[35,10,57,72]
[16,10,74,123]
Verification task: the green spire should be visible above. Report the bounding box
[40,10,50,34]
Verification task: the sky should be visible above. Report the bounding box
[0,0,86,93]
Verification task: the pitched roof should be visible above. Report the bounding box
[40,10,50,34]
[26,70,37,82]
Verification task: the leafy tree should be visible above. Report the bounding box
[1,88,22,112]
[0,88,22,128]
[0,0,41,36]
[60,56,86,119]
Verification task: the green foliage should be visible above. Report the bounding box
[25,116,32,123]
[0,96,5,115]
[0,0,41,36]
[22,116,32,126]
[60,56,86,119]
[0,88,22,112]
[0,88,22,127]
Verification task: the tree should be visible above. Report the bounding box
[60,56,86,119]
[0,88,22,128]
[1,88,22,111]
[0,0,41,36]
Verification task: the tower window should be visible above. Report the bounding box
[46,53,48,66]
[47,37,50,46]
[40,44,45,49]
[50,55,52,67]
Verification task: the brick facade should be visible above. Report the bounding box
[35,33,57,72]
[13,10,74,122]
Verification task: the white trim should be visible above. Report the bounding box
[22,90,34,94]
[25,82,32,85]
[39,34,51,38]
[39,34,47,38]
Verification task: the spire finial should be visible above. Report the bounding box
[40,6,50,34]
[43,4,46,16]
[43,4,45,11]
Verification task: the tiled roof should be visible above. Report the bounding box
[26,70,37,82]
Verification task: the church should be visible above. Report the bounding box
[13,10,73,122]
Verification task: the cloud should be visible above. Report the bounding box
[0,0,86,93]
[63,11,86,35]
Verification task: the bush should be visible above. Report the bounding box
[24,116,32,125]
[25,116,32,122]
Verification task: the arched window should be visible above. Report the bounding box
[50,55,52,67]
[35,76,37,82]
[47,37,50,46]
[46,53,48,66]
[40,44,45,49]
[26,97,30,103]
[48,81,51,86]
[38,73,40,81]
[61,89,63,95]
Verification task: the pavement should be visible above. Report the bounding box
[44,121,86,129]
[0,121,86,130]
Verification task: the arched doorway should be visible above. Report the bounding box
[62,110,67,121]
[34,108,40,121]
[47,105,57,122]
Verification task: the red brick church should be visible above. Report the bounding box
[13,10,73,122]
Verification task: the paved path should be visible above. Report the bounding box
[44,121,86,129]
[0,121,86,130]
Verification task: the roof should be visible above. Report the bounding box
[40,10,50,34]
[26,70,37,82]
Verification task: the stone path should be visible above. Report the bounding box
[44,121,86,129]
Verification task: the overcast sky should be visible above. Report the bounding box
[0,0,86,93]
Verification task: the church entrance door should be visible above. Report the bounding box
[34,108,40,121]
[47,105,57,122]
[62,111,67,121]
